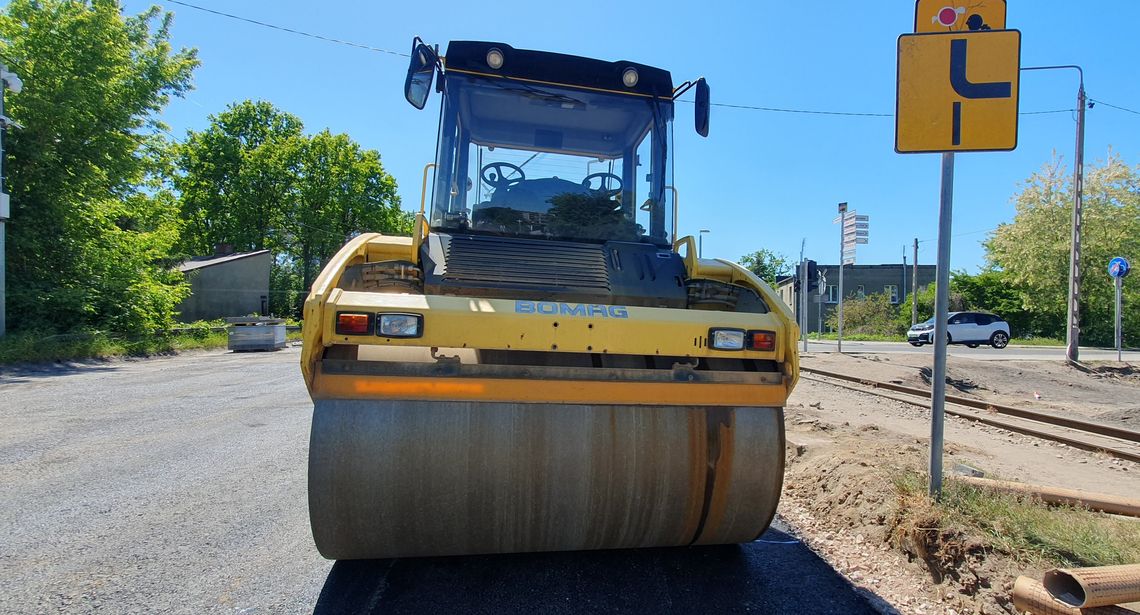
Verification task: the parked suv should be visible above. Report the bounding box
[907,311,1011,349]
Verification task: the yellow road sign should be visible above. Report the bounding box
[915,0,1006,33]
[895,30,1020,154]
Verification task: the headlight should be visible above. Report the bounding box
[709,328,745,351]
[378,313,423,338]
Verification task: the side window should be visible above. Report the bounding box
[827,285,839,303]
[975,314,993,326]
[949,314,964,325]
[884,284,899,303]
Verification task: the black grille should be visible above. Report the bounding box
[441,235,611,292]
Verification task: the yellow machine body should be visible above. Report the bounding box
[300,39,799,561]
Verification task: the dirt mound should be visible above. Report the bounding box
[783,434,1033,614]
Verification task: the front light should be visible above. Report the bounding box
[709,328,745,351]
[378,313,423,338]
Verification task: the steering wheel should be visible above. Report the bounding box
[581,172,623,197]
[481,162,525,190]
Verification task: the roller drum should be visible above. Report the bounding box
[308,400,784,560]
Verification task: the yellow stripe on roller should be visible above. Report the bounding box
[311,372,789,407]
[322,292,788,361]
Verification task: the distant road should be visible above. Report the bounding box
[803,340,1138,361]
[0,348,878,614]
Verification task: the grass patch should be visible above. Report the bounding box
[809,332,901,342]
[0,328,229,364]
[0,320,301,365]
[894,470,1140,569]
[1009,337,1065,347]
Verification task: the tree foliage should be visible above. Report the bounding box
[986,155,1139,345]
[176,101,410,316]
[0,0,198,334]
[740,249,791,286]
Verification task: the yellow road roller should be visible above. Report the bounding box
[300,38,800,560]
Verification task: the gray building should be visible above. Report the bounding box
[775,263,937,334]
[176,249,272,322]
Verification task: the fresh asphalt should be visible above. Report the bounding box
[0,347,881,614]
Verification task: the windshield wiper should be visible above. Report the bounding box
[480,78,586,108]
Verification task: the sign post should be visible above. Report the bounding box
[1109,257,1131,363]
[896,2,1020,499]
[833,204,869,353]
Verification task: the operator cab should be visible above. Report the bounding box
[406,40,709,249]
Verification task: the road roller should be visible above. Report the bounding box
[300,38,800,560]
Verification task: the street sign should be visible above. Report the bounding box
[1108,257,1131,279]
[896,29,1021,153]
[915,0,1006,33]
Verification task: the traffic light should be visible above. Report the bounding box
[805,260,818,292]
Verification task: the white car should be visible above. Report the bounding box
[907,311,1011,349]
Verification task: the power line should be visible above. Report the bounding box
[162,0,409,57]
[158,3,1095,121]
[679,98,1076,119]
[1090,98,1140,116]
[707,101,891,117]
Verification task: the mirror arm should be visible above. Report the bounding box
[672,78,702,100]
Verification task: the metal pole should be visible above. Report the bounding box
[912,238,919,326]
[801,259,808,352]
[902,248,907,308]
[1065,83,1087,363]
[930,152,955,499]
[698,234,702,258]
[0,67,6,338]
[837,213,845,354]
[1118,277,1124,363]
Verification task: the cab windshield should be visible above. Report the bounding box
[430,73,675,246]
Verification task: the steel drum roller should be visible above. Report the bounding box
[308,400,784,560]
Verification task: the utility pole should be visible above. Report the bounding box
[912,238,919,326]
[1021,65,1086,363]
[1065,82,1087,363]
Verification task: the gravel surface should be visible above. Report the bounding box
[1,348,878,614]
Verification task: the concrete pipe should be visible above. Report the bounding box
[1012,576,1139,615]
[308,400,785,560]
[1043,565,1140,609]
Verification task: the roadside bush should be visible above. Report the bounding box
[827,292,905,336]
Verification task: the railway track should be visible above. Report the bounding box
[800,366,1140,464]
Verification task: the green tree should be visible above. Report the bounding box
[0,0,198,334]
[740,249,791,286]
[285,129,407,313]
[176,102,409,316]
[985,155,1139,345]
[176,100,303,256]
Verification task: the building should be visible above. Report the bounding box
[775,263,937,334]
[176,248,272,322]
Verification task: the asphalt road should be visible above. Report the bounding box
[1,348,879,614]
[804,339,1138,361]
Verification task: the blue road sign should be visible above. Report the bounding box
[1108,257,1130,279]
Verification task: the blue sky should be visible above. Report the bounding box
[122,0,1139,271]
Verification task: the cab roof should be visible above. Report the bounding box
[443,41,674,99]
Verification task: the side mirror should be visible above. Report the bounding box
[405,40,438,110]
[694,78,710,137]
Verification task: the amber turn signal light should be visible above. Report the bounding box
[336,312,372,335]
[746,330,777,351]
